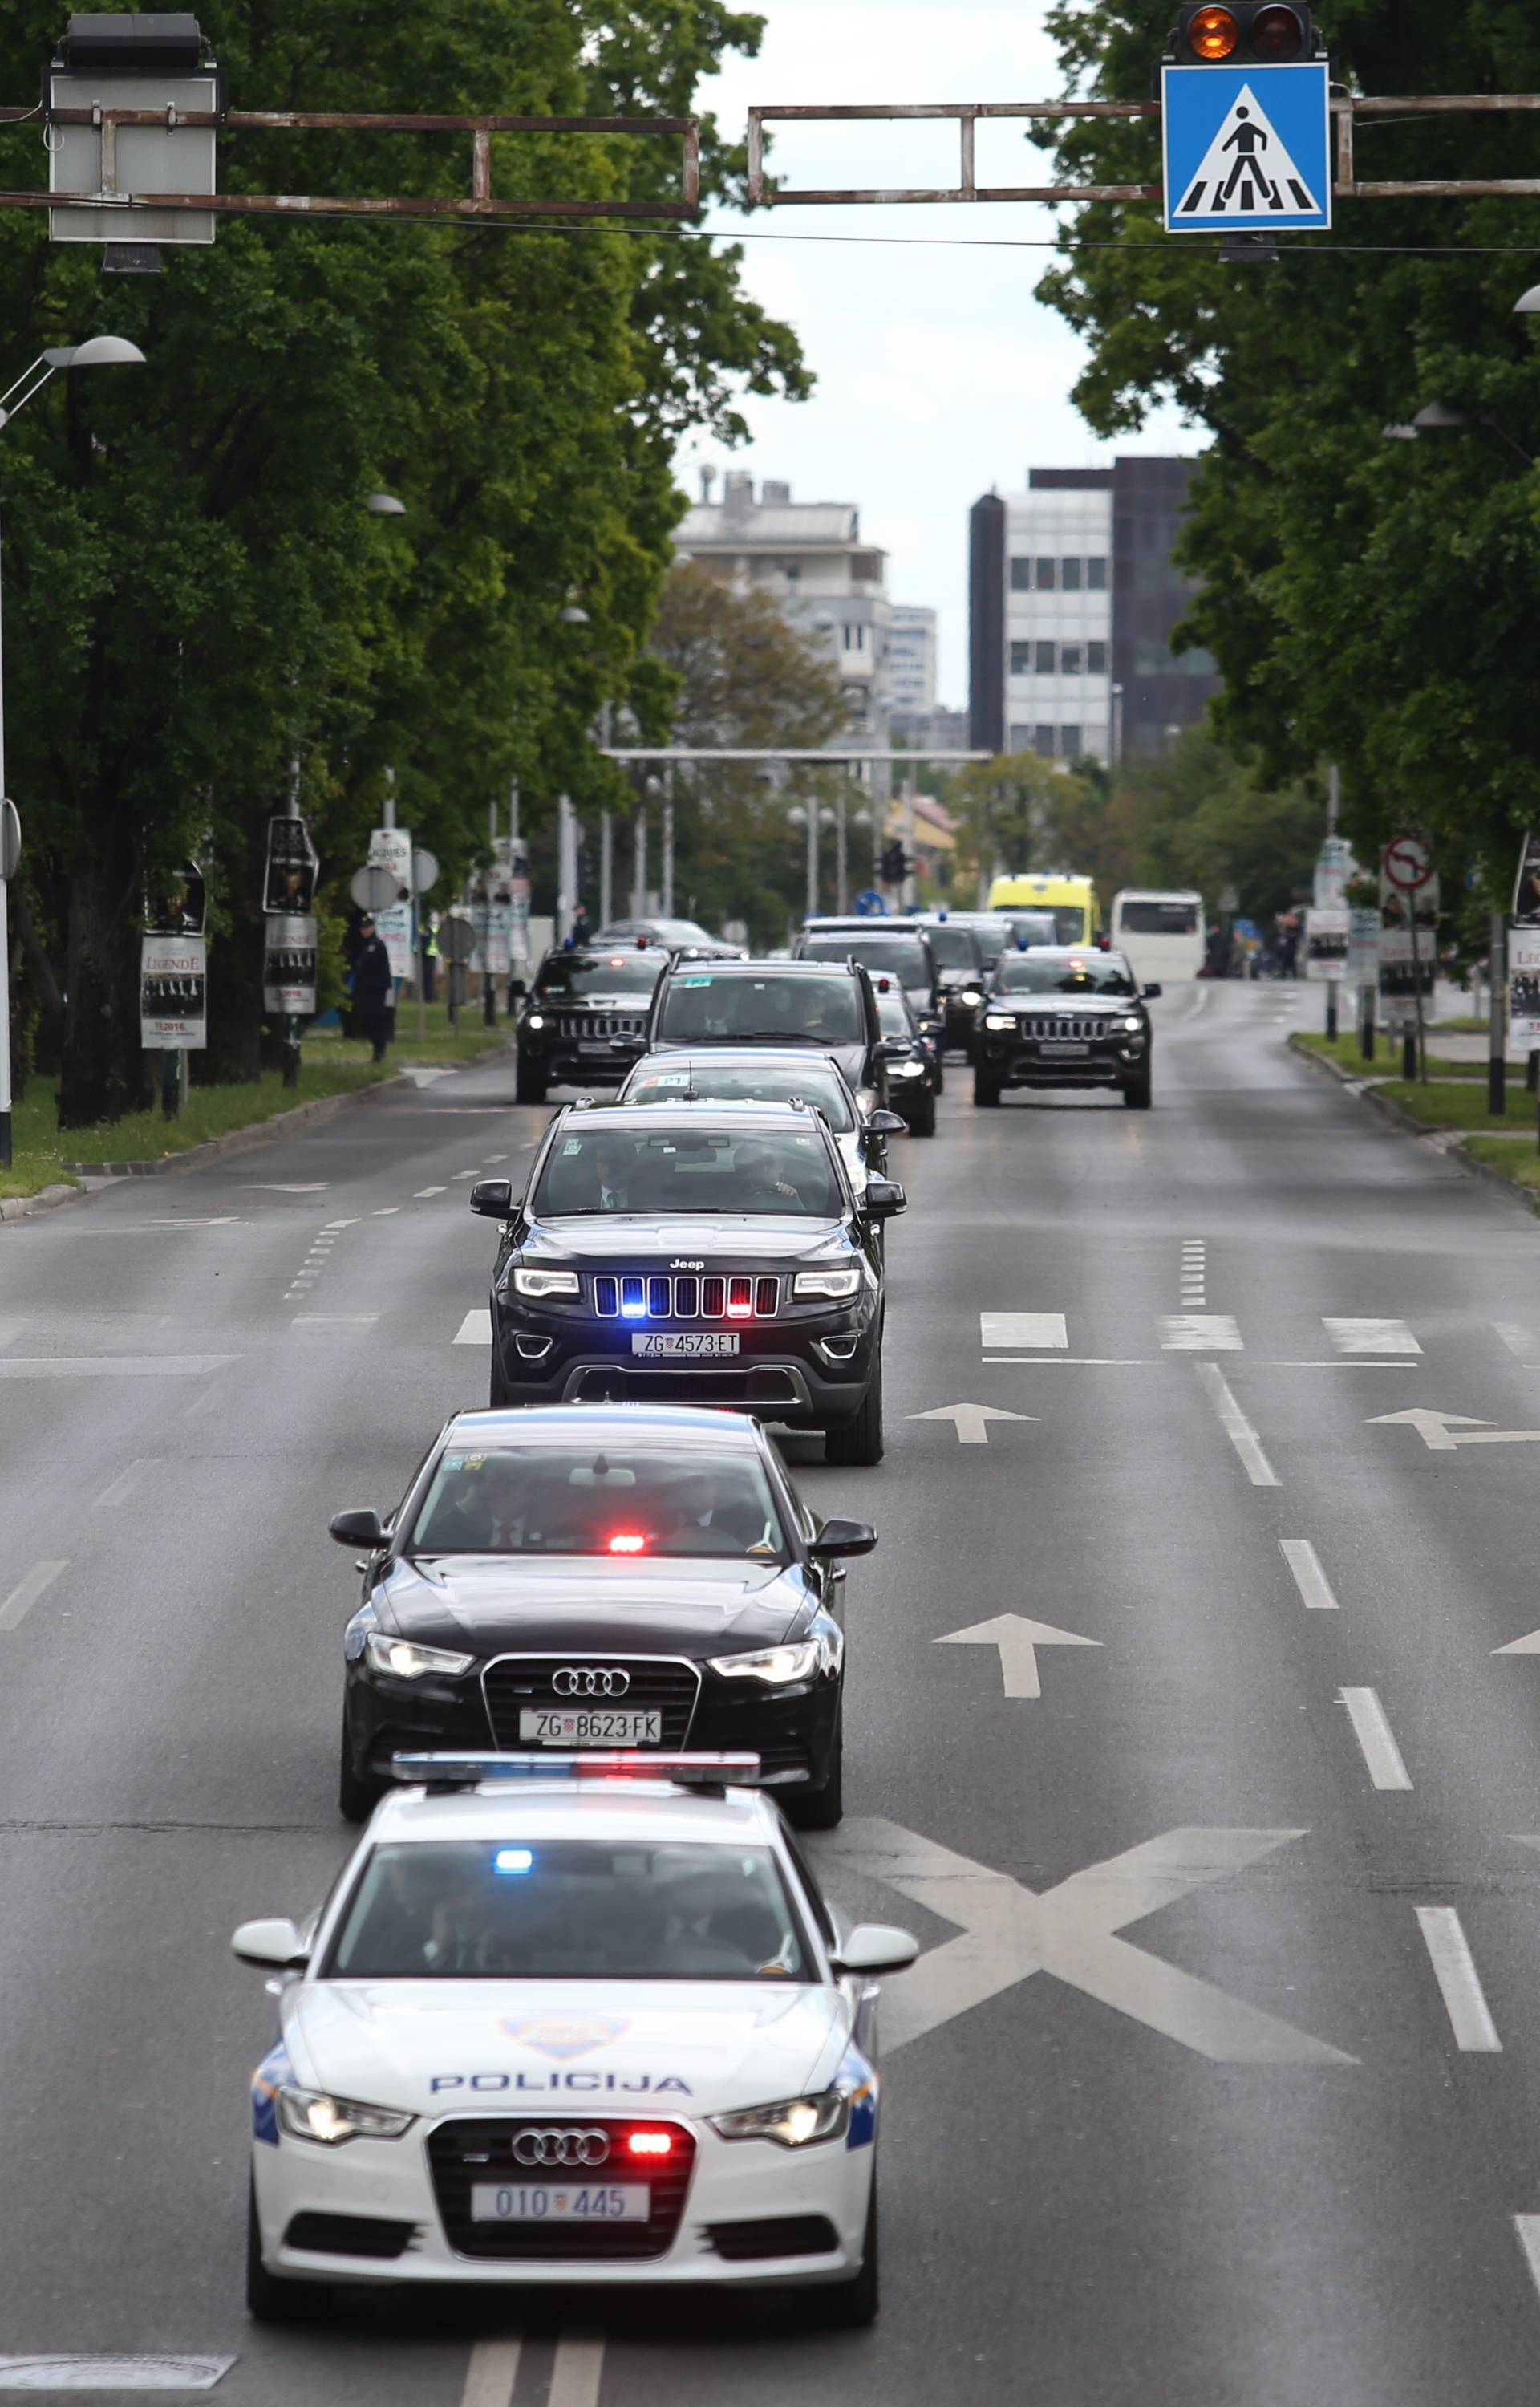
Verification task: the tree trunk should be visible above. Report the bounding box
[57,851,150,1130]
[194,816,266,1086]
[11,876,65,1086]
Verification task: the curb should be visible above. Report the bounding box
[1288,1036,1540,1217]
[0,1070,417,1223]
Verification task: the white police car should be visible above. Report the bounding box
[236,1756,917,2324]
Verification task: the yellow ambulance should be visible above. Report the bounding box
[987,873,1100,946]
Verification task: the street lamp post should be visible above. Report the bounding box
[0,335,144,1168]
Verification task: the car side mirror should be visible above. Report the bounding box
[865,1179,906,1220]
[830,1923,919,1978]
[509,978,527,1001]
[329,1508,385,1549]
[470,1179,517,1219]
[865,1110,906,1138]
[1142,982,1162,1000]
[808,1517,877,1561]
[231,1917,310,1971]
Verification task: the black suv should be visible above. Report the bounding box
[972,945,1160,1109]
[642,956,891,1109]
[792,920,943,1079]
[330,1402,874,1826]
[914,915,991,1052]
[469,1098,902,1463]
[513,942,667,1104]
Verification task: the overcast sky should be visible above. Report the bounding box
[677,0,1194,706]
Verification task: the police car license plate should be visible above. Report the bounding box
[471,2182,650,2224]
[519,1710,662,1745]
[1040,1040,1089,1056]
[631,1332,740,1358]
[578,1041,614,1055]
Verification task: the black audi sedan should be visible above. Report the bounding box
[469,1098,902,1463]
[330,1404,873,1826]
[972,944,1160,1110]
[513,941,667,1105]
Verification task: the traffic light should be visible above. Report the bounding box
[1171,4,1319,62]
[879,840,910,884]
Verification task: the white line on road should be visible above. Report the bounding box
[415,1186,448,1198]
[979,1312,1067,1349]
[1161,1315,1242,1351]
[1324,1317,1421,1355]
[1514,2217,1540,2304]
[1415,1906,1502,2051]
[292,1315,379,1330]
[91,1458,156,1511]
[484,1154,509,1164]
[0,2360,235,2392]
[459,2339,521,2407]
[372,1206,401,1216]
[0,1561,67,1633]
[241,1182,329,1192]
[549,2334,606,2407]
[452,1169,481,1180]
[1279,1539,1339,1612]
[1198,1363,1280,1488]
[455,1310,492,1346]
[982,1357,1153,1367]
[1178,986,1210,1021]
[1339,1687,1412,1791]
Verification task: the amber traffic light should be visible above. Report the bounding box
[1173,2,1314,61]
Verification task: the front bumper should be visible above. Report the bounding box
[519,1037,636,1088]
[979,1033,1147,1089]
[490,1295,877,1427]
[251,2113,872,2291]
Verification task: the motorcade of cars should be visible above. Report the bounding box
[593,917,744,960]
[870,978,936,1138]
[987,873,1100,946]
[513,943,668,1106]
[331,1402,872,1827]
[1110,889,1206,987]
[909,914,991,1051]
[791,921,942,1078]
[468,1097,902,1463]
[613,1046,906,1201]
[972,944,1158,1110]
[236,1754,918,2323]
[640,958,892,1116]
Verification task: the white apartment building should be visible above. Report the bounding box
[886,603,936,718]
[1003,473,1114,764]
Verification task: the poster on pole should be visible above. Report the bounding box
[1378,929,1434,1032]
[1312,838,1356,911]
[1347,907,1380,992]
[1513,835,1540,925]
[263,914,318,1015]
[264,815,318,915]
[367,826,414,982]
[140,933,207,1049]
[1303,905,1348,981]
[509,837,531,967]
[1509,924,1540,1050]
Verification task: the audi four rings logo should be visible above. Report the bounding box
[553,1666,631,1697]
[509,2126,610,2169]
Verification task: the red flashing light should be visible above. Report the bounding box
[626,2129,674,2157]
[608,954,627,967]
[727,1299,752,1318]
[608,1533,647,1554]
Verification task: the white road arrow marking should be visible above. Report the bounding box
[1370,1407,1540,1451]
[1496,1627,1540,1655]
[454,1309,492,1347]
[818,1820,1352,2064]
[934,1612,1100,1700]
[907,1403,1037,1446]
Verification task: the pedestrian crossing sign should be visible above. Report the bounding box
[1161,62,1331,233]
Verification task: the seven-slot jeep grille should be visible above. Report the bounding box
[593,1273,780,1321]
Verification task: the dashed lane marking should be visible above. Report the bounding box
[1198,1362,1280,1488]
[1416,1906,1502,2051]
[1324,1317,1421,1356]
[372,1207,401,1216]
[1161,1314,1240,1351]
[549,2336,606,2407]
[455,1310,492,1347]
[91,1458,157,1512]
[452,1169,481,1180]
[292,1315,380,1331]
[0,1561,67,1633]
[1279,1539,1339,1611]
[460,2340,521,2407]
[980,1312,1068,1350]
[1339,1687,1412,1792]
[241,1182,330,1193]
[415,1186,448,1198]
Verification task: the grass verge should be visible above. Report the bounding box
[1292,1030,1481,1081]
[1465,1135,1540,1191]
[309,1000,514,1067]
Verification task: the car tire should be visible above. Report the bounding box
[815,2183,879,2328]
[246,2180,318,2324]
[338,1717,379,1825]
[1122,1068,1153,1110]
[910,1086,937,1138]
[825,1356,884,1467]
[933,1059,945,1097]
[514,1055,548,1106]
[788,1700,844,1830]
[973,1066,1001,1108]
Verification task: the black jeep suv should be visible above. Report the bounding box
[469,1098,903,1463]
[641,956,892,1110]
[513,941,667,1103]
[972,945,1160,1109]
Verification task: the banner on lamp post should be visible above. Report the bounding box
[140,934,207,1049]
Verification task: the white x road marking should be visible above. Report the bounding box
[822,1820,1353,2064]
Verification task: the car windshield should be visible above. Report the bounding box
[407,1443,788,1560]
[1006,914,1060,948]
[873,987,913,1037]
[530,1123,845,1218]
[656,973,862,1045]
[923,925,981,969]
[620,1061,855,1133]
[994,952,1138,996]
[1119,899,1200,935]
[800,936,929,990]
[536,952,665,998]
[326,1839,813,1982]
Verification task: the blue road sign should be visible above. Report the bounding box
[1162,62,1331,233]
[853,888,887,916]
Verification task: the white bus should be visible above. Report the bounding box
[1110,889,1206,986]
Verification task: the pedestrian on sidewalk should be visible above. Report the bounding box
[353,915,395,1063]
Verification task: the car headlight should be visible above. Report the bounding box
[793,1268,861,1300]
[959,988,983,1006]
[363,1633,476,1681]
[711,2091,849,2148]
[525,1012,545,1030]
[1119,1015,1144,1033]
[710,1626,841,1682]
[278,2084,415,2147]
[513,1267,580,1298]
[984,1013,1015,1031]
[888,1059,925,1078]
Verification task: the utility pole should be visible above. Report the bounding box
[661,765,675,917]
[484,795,497,1027]
[1324,764,1339,1043]
[599,810,614,930]
[1490,911,1507,1118]
[557,794,578,942]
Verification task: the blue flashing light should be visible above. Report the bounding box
[620,1276,647,1318]
[494,1848,534,1874]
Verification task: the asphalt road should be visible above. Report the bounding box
[7,980,1540,2404]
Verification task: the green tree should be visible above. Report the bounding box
[1117,729,1321,919]
[943,753,1112,899]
